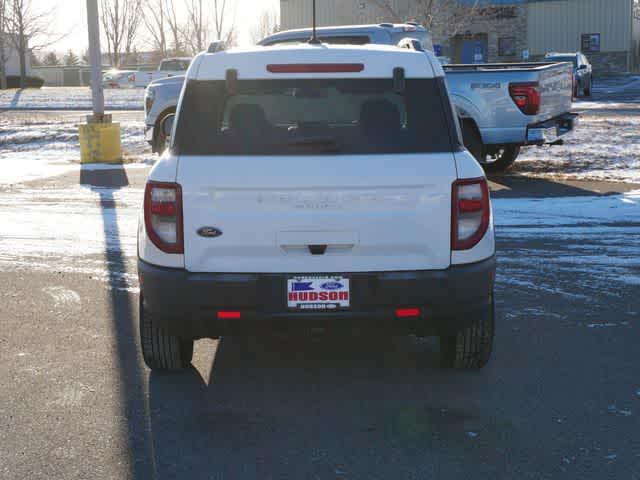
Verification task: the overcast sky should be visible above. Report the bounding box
[35,0,279,53]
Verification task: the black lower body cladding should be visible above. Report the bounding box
[138,257,496,339]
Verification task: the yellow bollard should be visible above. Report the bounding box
[79,114,122,164]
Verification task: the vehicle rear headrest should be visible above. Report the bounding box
[359,99,401,133]
[229,103,269,131]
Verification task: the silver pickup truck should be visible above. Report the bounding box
[144,24,577,172]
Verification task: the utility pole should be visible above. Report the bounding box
[79,0,121,163]
[86,0,105,117]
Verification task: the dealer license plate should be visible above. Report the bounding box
[287,276,350,310]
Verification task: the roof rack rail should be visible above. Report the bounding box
[379,23,394,28]
[405,21,419,26]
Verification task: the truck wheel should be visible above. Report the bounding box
[584,77,592,97]
[462,121,519,173]
[440,295,494,370]
[139,296,193,371]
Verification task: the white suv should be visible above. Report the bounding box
[137,43,496,371]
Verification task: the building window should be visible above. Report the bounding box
[498,37,516,57]
[581,33,601,53]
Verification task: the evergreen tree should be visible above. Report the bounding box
[29,50,42,67]
[43,51,61,66]
[63,49,80,66]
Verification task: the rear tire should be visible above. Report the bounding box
[461,121,520,173]
[140,296,194,371]
[584,77,592,97]
[440,295,494,370]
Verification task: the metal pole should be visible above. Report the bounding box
[86,0,104,117]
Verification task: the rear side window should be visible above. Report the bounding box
[161,60,189,70]
[174,78,455,155]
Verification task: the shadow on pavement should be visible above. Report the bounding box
[10,88,23,109]
[142,333,558,479]
[488,174,633,198]
[80,164,156,478]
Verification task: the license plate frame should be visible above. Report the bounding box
[286,276,350,311]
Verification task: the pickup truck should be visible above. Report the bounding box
[144,45,226,152]
[262,24,577,172]
[144,23,577,172]
[133,57,191,88]
[138,42,496,371]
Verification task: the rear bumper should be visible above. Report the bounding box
[526,112,579,145]
[138,257,496,339]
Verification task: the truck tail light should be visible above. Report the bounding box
[451,178,490,251]
[509,82,541,115]
[144,182,183,254]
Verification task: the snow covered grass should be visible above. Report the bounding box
[0,113,153,184]
[0,87,144,110]
[513,109,640,183]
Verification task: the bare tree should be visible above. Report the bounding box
[213,0,236,44]
[0,0,9,89]
[143,0,168,58]
[183,0,236,55]
[164,0,184,55]
[100,0,143,67]
[5,0,60,87]
[366,0,493,39]
[250,8,279,44]
[183,0,205,54]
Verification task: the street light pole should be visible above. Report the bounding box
[79,0,121,163]
[86,0,104,118]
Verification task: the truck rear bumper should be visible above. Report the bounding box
[138,257,496,339]
[526,112,579,145]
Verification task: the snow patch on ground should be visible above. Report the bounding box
[0,87,144,110]
[0,114,153,184]
[494,191,640,301]
[514,113,640,183]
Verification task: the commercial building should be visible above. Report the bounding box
[280,0,640,74]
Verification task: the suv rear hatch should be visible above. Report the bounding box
[174,73,459,273]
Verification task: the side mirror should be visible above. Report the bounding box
[161,114,175,138]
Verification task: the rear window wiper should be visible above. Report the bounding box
[287,136,340,152]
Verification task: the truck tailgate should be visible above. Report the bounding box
[535,63,573,122]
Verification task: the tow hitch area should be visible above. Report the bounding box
[527,113,579,145]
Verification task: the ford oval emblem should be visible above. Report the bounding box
[321,281,343,290]
[197,227,223,238]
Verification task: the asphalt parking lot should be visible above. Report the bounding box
[1,79,639,479]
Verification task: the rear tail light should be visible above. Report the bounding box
[217,311,241,320]
[509,82,541,115]
[451,178,490,251]
[144,182,183,254]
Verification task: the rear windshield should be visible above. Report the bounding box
[547,56,577,67]
[173,78,455,155]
